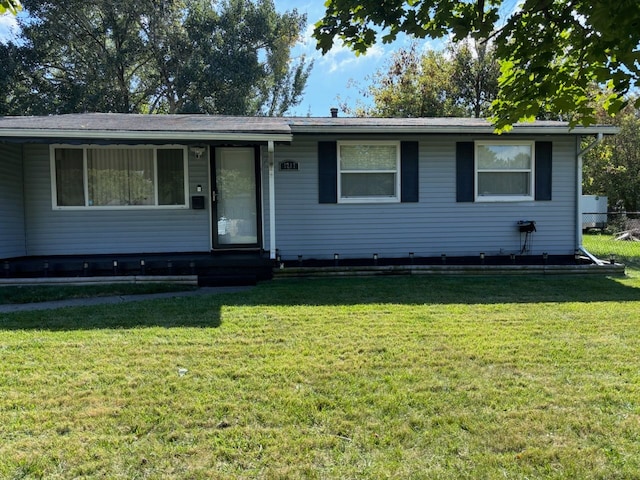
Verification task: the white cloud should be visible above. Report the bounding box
[419,37,448,55]
[295,24,320,56]
[322,42,385,74]
[0,12,19,44]
[296,24,386,74]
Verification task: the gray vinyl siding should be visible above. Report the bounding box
[15,134,579,259]
[0,144,27,258]
[271,135,578,260]
[23,144,211,256]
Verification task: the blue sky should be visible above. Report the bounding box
[0,10,18,41]
[275,0,430,117]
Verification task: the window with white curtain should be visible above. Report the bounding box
[51,146,188,208]
[475,141,534,201]
[337,141,400,203]
[54,148,85,207]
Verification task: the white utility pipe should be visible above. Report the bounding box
[576,132,604,257]
[268,141,276,260]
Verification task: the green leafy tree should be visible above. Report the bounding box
[2,0,310,115]
[0,0,20,14]
[342,40,498,118]
[343,44,460,117]
[0,0,22,103]
[5,0,181,114]
[314,0,640,130]
[0,43,23,113]
[448,40,499,118]
[583,104,640,212]
[177,0,311,115]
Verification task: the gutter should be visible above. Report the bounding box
[0,129,293,143]
[579,132,604,156]
[576,133,604,262]
[288,125,620,136]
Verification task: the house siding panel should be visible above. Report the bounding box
[23,144,211,255]
[0,144,27,258]
[272,135,577,260]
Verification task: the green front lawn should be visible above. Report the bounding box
[2,275,640,479]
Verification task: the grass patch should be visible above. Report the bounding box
[1,275,640,478]
[0,283,196,305]
[583,232,640,273]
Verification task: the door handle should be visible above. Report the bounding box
[212,190,217,202]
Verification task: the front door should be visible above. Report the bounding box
[211,147,261,249]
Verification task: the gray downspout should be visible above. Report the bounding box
[576,133,604,263]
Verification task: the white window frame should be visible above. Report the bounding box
[474,140,535,202]
[337,140,401,204]
[50,144,189,210]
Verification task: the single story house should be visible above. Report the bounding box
[0,113,618,273]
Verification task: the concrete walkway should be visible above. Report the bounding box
[0,286,253,314]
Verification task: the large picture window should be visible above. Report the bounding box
[51,146,188,209]
[475,141,534,201]
[337,141,400,203]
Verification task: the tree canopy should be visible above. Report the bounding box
[314,0,640,130]
[341,41,498,118]
[0,0,21,14]
[583,102,640,212]
[1,0,311,116]
[367,46,462,118]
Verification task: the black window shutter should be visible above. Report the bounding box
[456,142,475,202]
[318,141,337,203]
[400,141,419,203]
[535,141,552,201]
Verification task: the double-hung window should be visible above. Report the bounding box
[337,141,400,203]
[51,145,188,209]
[475,141,534,201]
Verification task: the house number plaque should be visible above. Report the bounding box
[279,161,299,171]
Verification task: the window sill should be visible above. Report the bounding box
[337,197,401,204]
[52,205,190,211]
[475,196,534,203]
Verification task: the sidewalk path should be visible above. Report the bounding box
[0,286,253,314]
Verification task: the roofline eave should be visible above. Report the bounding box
[0,129,293,143]
[289,125,620,136]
